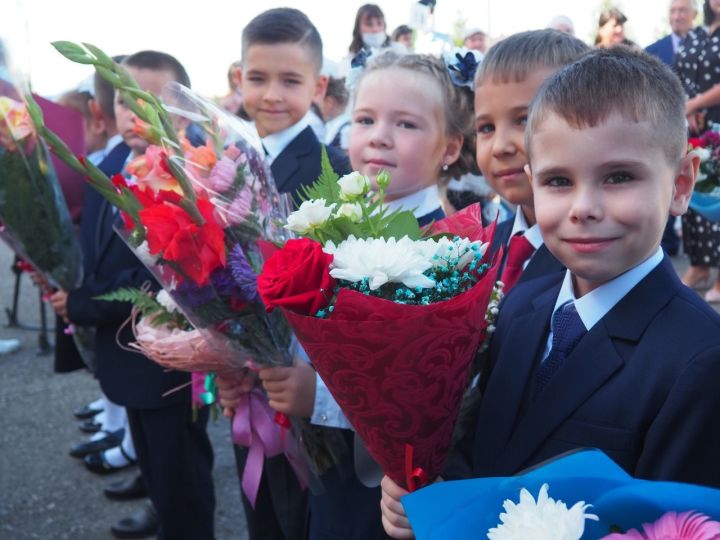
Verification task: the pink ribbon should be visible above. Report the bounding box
[232,388,308,507]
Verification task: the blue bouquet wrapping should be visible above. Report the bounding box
[403,449,720,539]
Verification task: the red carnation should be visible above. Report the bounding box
[139,198,226,286]
[257,238,336,316]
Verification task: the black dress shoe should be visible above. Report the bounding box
[84,448,136,475]
[79,419,102,433]
[104,474,148,501]
[111,503,158,539]
[74,404,103,420]
[69,429,123,459]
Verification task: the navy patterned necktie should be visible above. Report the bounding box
[535,301,587,396]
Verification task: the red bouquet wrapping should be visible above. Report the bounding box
[280,207,500,490]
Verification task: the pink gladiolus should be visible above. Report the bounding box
[208,155,239,193]
[227,189,254,225]
[603,511,720,540]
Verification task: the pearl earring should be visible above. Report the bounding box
[442,164,449,172]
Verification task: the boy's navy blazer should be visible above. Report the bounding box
[646,34,675,66]
[270,125,351,197]
[453,256,720,487]
[67,142,189,409]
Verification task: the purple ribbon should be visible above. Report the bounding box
[231,388,308,507]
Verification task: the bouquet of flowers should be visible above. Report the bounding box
[0,82,83,294]
[257,165,501,491]
[402,449,720,540]
[688,125,720,220]
[32,42,295,371]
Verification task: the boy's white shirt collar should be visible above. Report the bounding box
[510,208,544,250]
[261,117,310,164]
[88,133,124,165]
[553,247,664,332]
[384,184,442,219]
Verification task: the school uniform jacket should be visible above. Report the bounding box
[450,256,720,488]
[270,125,350,199]
[66,142,189,409]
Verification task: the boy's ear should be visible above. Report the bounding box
[669,151,699,216]
[87,99,107,134]
[314,74,329,103]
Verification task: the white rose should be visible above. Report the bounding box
[336,202,363,222]
[156,290,179,313]
[337,172,370,200]
[285,199,335,234]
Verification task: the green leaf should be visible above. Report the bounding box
[381,210,422,240]
[81,42,113,66]
[51,41,94,64]
[298,147,341,203]
[24,93,45,127]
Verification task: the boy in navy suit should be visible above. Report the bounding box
[214,8,352,540]
[380,46,720,539]
[51,51,215,540]
[474,30,589,292]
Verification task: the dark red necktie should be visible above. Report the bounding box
[500,234,535,292]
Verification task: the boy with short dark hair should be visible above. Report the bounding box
[53,50,215,540]
[216,8,353,540]
[474,29,589,292]
[380,45,720,539]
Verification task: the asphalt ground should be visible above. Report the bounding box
[0,239,247,539]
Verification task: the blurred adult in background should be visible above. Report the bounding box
[595,7,637,47]
[348,3,391,55]
[646,0,698,257]
[647,0,698,65]
[547,15,575,35]
[463,27,488,53]
[675,0,720,300]
[391,24,414,52]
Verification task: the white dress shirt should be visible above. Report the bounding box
[384,184,443,219]
[261,118,309,164]
[509,209,545,269]
[542,247,664,360]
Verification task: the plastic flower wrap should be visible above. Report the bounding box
[0,77,99,364]
[258,164,501,491]
[401,450,720,540]
[0,84,83,291]
[688,124,720,220]
[35,42,294,371]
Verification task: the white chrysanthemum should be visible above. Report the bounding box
[135,240,158,267]
[486,484,598,540]
[337,172,370,200]
[418,237,488,270]
[324,235,436,290]
[156,290,179,313]
[285,199,335,234]
[336,202,363,222]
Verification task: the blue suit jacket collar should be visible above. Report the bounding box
[270,125,318,195]
[475,256,682,475]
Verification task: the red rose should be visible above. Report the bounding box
[257,238,336,315]
[139,198,226,286]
